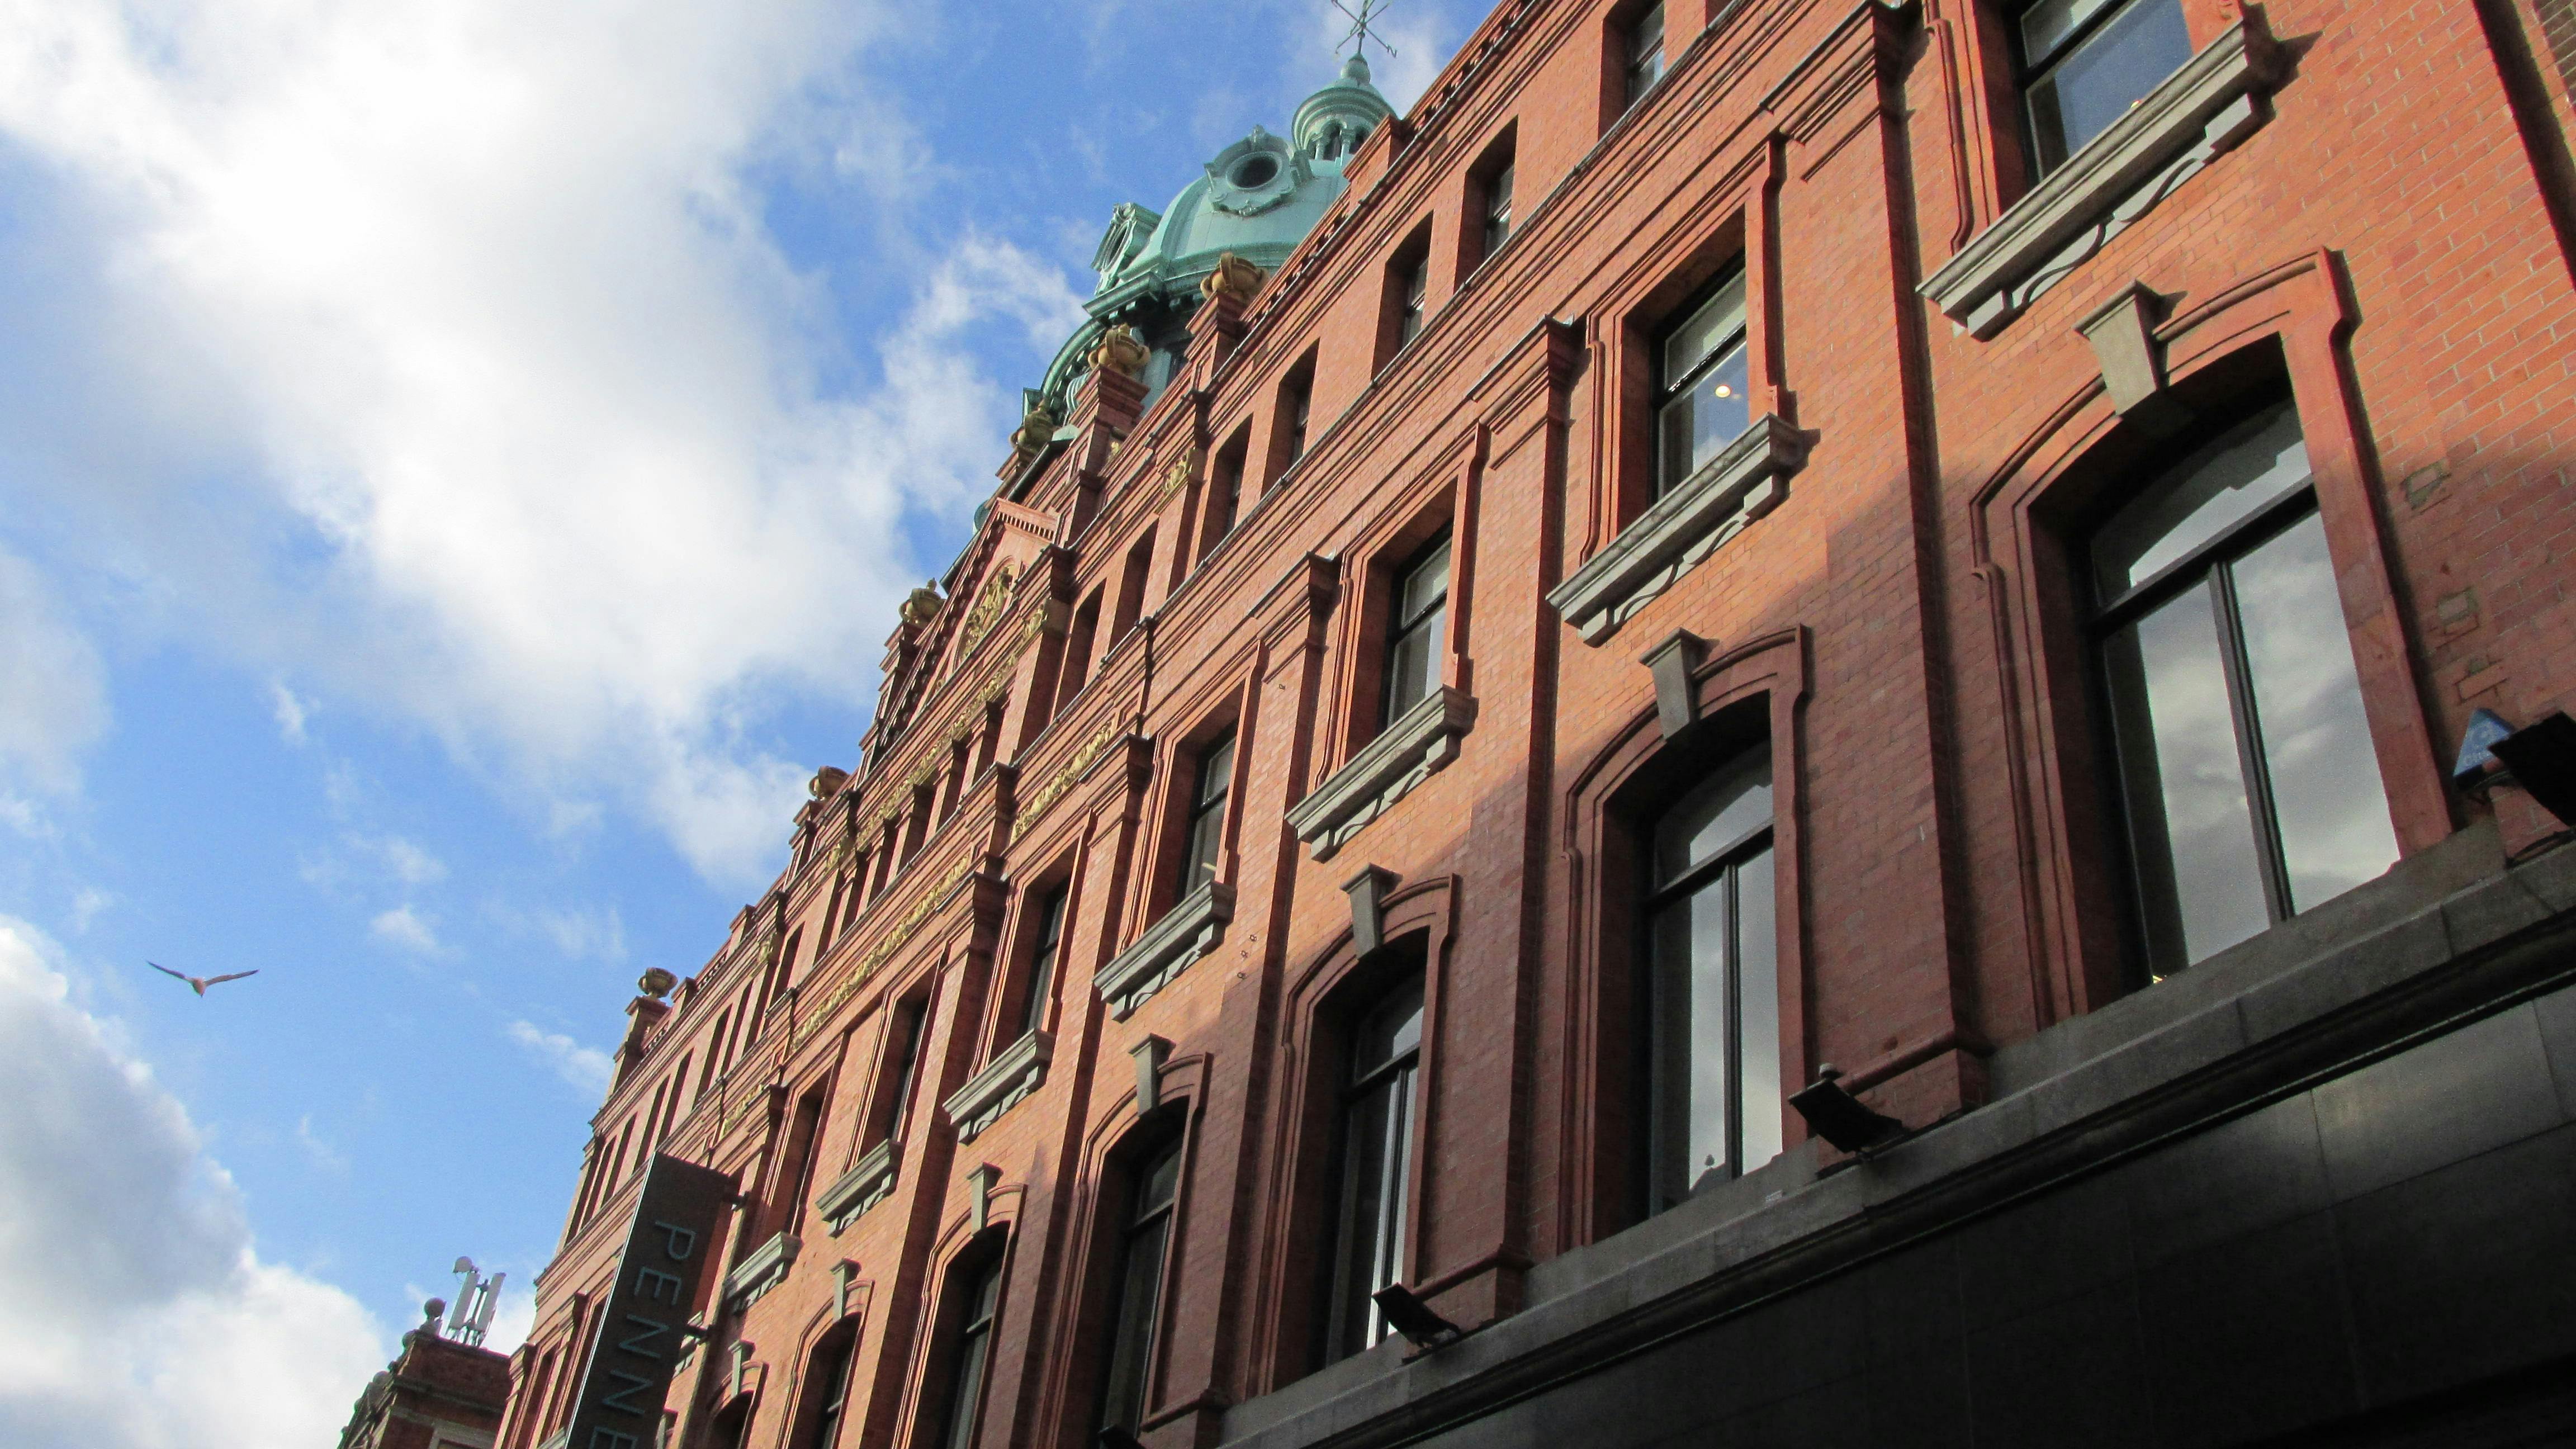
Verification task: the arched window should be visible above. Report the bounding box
[801,1332,856,1448]
[1643,748,1781,1213]
[2087,398,2398,977]
[1095,1135,1183,1436]
[930,1256,1006,1449]
[1322,972,1423,1361]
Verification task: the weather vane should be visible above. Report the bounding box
[1334,0,1400,60]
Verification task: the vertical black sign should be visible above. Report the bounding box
[561,1153,736,1449]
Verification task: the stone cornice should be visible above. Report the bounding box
[722,1231,799,1312]
[941,1030,1053,1144]
[1549,415,1809,645]
[816,1138,900,1234]
[1286,688,1480,863]
[1098,880,1235,1020]
[1920,12,2282,338]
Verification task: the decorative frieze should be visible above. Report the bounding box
[1919,13,2281,338]
[723,1231,799,1311]
[1287,688,1479,861]
[941,1030,1053,1143]
[815,1138,900,1234]
[1548,415,1807,646]
[1097,880,1235,1019]
[1011,719,1129,842]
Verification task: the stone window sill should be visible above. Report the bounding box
[1920,12,2283,338]
[941,1030,1052,1144]
[723,1230,799,1312]
[1548,415,1807,645]
[1098,880,1234,1020]
[1285,687,1479,861]
[815,1137,900,1234]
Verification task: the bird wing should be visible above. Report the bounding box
[203,971,260,987]
[150,963,191,983]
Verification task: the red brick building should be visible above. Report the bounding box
[490,2,2576,1446]
[340,1308,514,1449]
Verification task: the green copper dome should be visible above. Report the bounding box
[1026,57,1394,425]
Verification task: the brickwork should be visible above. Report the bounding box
[482,2,2576,1447]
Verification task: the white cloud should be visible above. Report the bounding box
[70,888,117,934]
[0,546,109,796]
[0,0,1086,887]
[269,683,310,745]
[294,1114,348,1175]
[368,905,441,955]
[507,1019,615,1096]
[0,916,386,1448]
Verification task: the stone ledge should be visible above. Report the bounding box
[1285,688,1478,862]
[815,1137,900,1234]
[1098,880,1234,1019]
[1547,415,1806,645]
[1920,12,2283,338]
[941,1030,1052,1144]
[722,1231,799,1313]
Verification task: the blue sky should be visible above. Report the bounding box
[0,1,1480,1442]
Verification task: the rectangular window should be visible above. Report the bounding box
[1181,732,1236,894]
[1272,357,1315,484]
[1645,750,1781,1212]
[1018,887,1068,1040]
[1202,436,1247,557]
[806,1338,854,1449]
[936,1260,1005,1449]
[2016,0,2194,174]
[2089,400,2398,978]
[1096,1139,1183,1435]
[1479,157,1515,262]
[1625,1,1666,111]
[1323,975,1423,1361]
[882,997,927,1144]
[1382,534,1452,727]
[1653,271,1753,498]
[1395,255,1428,350]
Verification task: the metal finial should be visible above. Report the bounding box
[1333,0,1400,60]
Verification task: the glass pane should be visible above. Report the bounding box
[2020,0,2125,63]
[1097,1214,1169,1432]
[1734,846,1783,1173]
[1399,538,1451,624]
[1385,622,1439,723]
[2231,513,2400,912]
[1628,2,1666,98]
[1373,1061,1416,1313]
[1137,1142,1182,1218]
[2027,0,2194,168]
[2103,585,2271,972]
[1657,343,1752,495]
[1329,1078,1397,1356]
[943,1328,991,1449]
[1655,753,1775,886]
[1662,274,1749,386]
[1351,977,1425,1079]
[1195,735,1235,808]
[1185,806,1224,890]
[2092,402,2309,602]
[1682,880,1732,1191]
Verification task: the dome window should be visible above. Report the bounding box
[1230,154,1281,189]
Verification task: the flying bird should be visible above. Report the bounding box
[150,962,259,997]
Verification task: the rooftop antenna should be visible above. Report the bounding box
[1333,0,1400,60]
[446,1257,506,1347]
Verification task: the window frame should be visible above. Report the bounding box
[1622,0,1667,114]
[1178,730,1238,896]
[1093,1133,1185,1436]
[2009,0,2195,177]
[1649,266,1755,500]
[1381,532,1453,729]
[1319,972,1425,1364]
[1015,885,1069,1042]
[1639,755,1779,1214]
[931,1255,1006,1449]
[2078,404,2398,982]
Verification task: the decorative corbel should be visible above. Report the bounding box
[2077,282,2174,418]
[1131,1035,1172,1112]
[968,1164,1002,1233]
[1640,630,1709,740]
[833,1260,860,1321]
[1342,865,1400,954]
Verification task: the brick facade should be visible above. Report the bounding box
[484,2,2576,1446]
